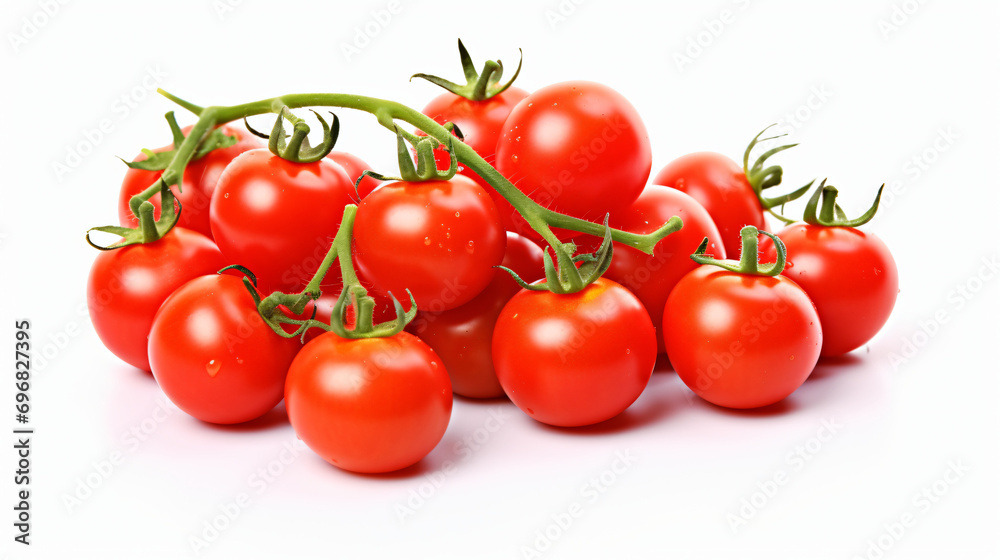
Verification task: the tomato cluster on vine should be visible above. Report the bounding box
[86,40,898,474]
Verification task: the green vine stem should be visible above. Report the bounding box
[109,89,682,256]
[690,225,787,277]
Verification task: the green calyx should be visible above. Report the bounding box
[359,126,459,185]
[245,106,339,163]
[743,124,814,224]
[802,179,884,228]
[249,205,416,341]
[86,181,180,250]
[502,216,615,295]
[691,225,786,277]
[122,111,238,175]
[410,38,522,101]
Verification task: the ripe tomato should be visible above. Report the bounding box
[761,224,898,356]
[148,274,301,424]
[285,331,452,473]
[87,227,227,372]
[653,152,765,257]
[492,278,657,427]
[408,232,544,398]
[327,151,381,199]
[210,149,356,292]
[353,174,505,312]
[420,87,529,215]
[604,186,726,354]
[118,125,259,240]
[495,81,651,240]
[663,266,822,409]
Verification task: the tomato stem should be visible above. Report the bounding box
[802,180,885,228]
[690,226,787,277]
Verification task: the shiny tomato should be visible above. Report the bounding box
[408,232,544,398]
[87,227,227,372]
[604,186,726,354]
[492,278,657,427]
[653,152,765,257]
[495,81,651,240]
[761,224,898,356]
[210,149,356,292]
[327,151,381,199]
[353,174,505,312]
[118,125,259,240]
[285,331,452,473]
[663,266,822,409]
[147,274,300,424]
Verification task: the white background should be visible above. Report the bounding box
[1,1,998,559]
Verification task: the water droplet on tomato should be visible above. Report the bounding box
[626,348,631,355]
[224,193,229,199]
[445,232,451,239]
[511,154,518,162]
[527,103,533,108]
[206,360,221,377]
[455,211,460,217]
[466,240,475,254]
[789,355,795,361]
[424,237,431,245]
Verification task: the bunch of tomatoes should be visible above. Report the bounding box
[86,41,898,474]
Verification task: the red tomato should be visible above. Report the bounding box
[285,331,452,473]
[761,224,898,356]
[653,152,765,257]
[210,149,356,292]
[118,125,260,240]
[327,151,381,199]
[604,186,726,354]
[663,266,822,409]
[495,81,651,240]
[147,274,301,424]
[353,174,505,312]
[492,278,657,427]
[87,227,227,372]
[408,232,544,398]
[420,87,529,214]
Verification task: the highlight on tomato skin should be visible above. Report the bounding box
[492,277,658,427]
[284,331,453,474]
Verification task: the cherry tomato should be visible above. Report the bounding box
[761,224,898,356]
[495,81,651,240]
[285,331,452,473]
[604,186,726,354]
[663,266,822,409]
[353,174,505,312]
[148,274,301,424]
[653,152,765,257]
[408,232,544,398]
[419,87,529,218]
[327,151,381,199]
[118,125,260,240]
[492,278,657,427]
[210,149,356,292]
[87,227,227,372]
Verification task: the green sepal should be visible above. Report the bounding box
[85,182,180,250]
[500,216,614,294]
[743,125,811,222]
[245,107,339,163]
[123,112,238,174]
[802,180,885,228]
[411,39,523,102]
[690,225,786,277]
